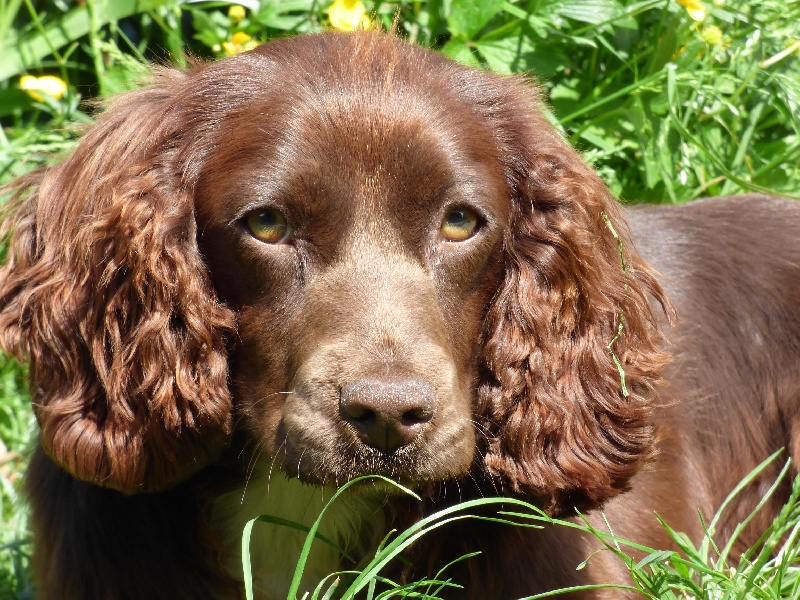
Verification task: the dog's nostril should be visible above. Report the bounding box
[401,407,433,426]
[340,378,435,454]
[342,403,375,424]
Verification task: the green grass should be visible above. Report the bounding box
[244,456,800,599]
[2,0,799,199]
[0,0,798,598]
[0,355,33,599]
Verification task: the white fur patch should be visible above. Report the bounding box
[211,469,386,599]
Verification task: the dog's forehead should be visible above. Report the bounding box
[194,46,508,228]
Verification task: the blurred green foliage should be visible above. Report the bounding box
[2,0,798,200]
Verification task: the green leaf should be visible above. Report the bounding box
[440,39,481,68]
[500,1,552,37]
[0,88,31,118]
[635,549,679,569]
[188,0,260,9]
[188,8,229,48]
[476,35,566,77]
[576,127,618,153]
[551,0,625,25]
[447,0,505,40]
[0,0,174,81]
[475,36,530,74]
[255,0,317,31]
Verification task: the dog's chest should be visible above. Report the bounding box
[211,473,385,599]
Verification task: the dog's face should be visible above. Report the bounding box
[194,71,510,484]
[0,32,667,514]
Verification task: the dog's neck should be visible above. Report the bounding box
[210,468,386,599]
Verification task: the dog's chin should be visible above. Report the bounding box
[278,442,473,495]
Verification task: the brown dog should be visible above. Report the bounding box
[1,31,798,599]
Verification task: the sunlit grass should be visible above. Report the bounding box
[243,455,799,599]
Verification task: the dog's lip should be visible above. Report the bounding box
[276,470,423,500]
[277,434,472,488]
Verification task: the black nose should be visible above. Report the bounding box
[339,379,435,454]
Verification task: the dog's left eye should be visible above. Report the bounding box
[244,208,292,244]
[440,207,479,242]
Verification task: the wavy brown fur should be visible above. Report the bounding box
[469,78,668,512]
[0,75,236,493]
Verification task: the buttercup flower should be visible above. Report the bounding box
[20,74,67,102]
[677,0,706,21]
[328,0,371,31]
[228,5,246,24]
[700,25,723,46]
[222,31,259,55]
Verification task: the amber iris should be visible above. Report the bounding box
[245,209,291,243]
[440,207,479,242]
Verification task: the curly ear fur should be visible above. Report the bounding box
[0,71,236,493]
[466,74,671,515]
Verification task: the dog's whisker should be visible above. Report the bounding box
[241,443,265,503]
[265,439,288,496]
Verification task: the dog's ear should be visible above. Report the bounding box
[0,71,235,493]
[471,74,670,515]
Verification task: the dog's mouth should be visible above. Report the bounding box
[273,421,476,492]
[277,439,442,488]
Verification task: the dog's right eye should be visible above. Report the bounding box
[244,208,292,244]
[440,207,479,242]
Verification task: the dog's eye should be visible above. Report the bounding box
[440,207,479,242]
[244,208,291,244]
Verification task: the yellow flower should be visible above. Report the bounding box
[228,5,246,24]
[700,25,723,46]
[222,31,259,55]
[328,0,371,31]
[20,74,67,102]
[677,0,706,21]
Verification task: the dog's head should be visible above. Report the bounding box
[0,32,667,514]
